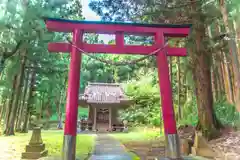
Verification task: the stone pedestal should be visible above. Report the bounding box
[22,127,48,159]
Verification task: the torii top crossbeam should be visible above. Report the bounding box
[45,18,191,56]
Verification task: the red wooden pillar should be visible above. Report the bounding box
[62,29,82,160]
[155,32,180,159]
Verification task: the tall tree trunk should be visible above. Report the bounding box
[56,93,63,129]
[214,64,222,101]
[15,102,22,130]
[39,94,45,119]
[177,57,182,120]
[57,76,67,129]
[192,51,221,139]
[4,75,17,133]
[16,69,30,131]
[208,26,217,101]
[217,63,224,98]
[0,99,6,121]
[219,0,240,107]
[223,52,234,103]
[21,66,36,133]
[168,57,173,82]
[211,66,218,101]
[215,22,234,103]
[232,20,240,63]
[190,1,222,139]
[6,51,27,135]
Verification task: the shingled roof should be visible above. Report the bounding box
[79,83,131,106]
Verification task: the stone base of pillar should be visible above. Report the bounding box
[159,157,189,160]
[159,156,198,160]
[62,135,76,160]
[165,134,181,159]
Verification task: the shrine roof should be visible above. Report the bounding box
[79,82,131,105]
[44,17,192,29]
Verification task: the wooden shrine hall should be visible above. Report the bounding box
[78,83,131,132]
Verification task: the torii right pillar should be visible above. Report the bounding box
[156,32,182,159]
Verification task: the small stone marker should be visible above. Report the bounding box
[123,120,128,133]
[191,132,216,158]
[22,127,48,159]
[180,139,192,155]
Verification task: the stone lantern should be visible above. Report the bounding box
[22,115,48,159]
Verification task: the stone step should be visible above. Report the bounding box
[22,150,48,159]
[26,144,46,152]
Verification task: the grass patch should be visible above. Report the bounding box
[111,127,163,143]
[41,131,95,157]
[111,127,164,160]
[0,130,95,159]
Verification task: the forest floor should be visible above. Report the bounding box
[112,127,240,160]
[178,126,240,160]
[209,130,240,159]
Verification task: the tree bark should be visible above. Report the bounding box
[189,0,222,139]
[56,93,63,129]
[4,75,17,133]
[192,52,222,139]
[21,66,36,133]
[177,57,182,120]
[168,57,173,82]
[39,93,45,119]
[219,0,240,106]
[215,22,234,103]
[0,99,6,121]
[5,50,27,135]
[15,69,30,131]
[15,101,22,130]
[223,52,234,103]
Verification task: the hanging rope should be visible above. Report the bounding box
[66,39,168,66]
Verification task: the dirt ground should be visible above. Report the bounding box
[123,126,240,160]
[178,125,240,160]
[209,131,240,159]
[0,136,26,160]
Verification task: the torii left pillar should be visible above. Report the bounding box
[62,29,82,160]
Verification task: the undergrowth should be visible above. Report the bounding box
[178,97,240,129]
[215,100,240,129]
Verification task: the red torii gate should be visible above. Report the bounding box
[44,18,191,160]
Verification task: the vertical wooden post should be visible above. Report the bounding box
[155,32,181,159]
[93,107,97,131]
[62,29,82,160]
[109,107,112,131]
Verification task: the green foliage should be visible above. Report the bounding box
[120,72,162,126]
[215,100,240,127]
[178,96,198,127]
[178,96,240,128]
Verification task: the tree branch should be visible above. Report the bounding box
[4,40,23,59]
